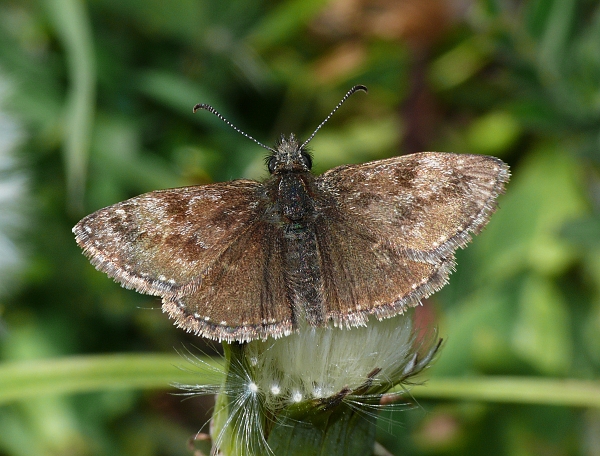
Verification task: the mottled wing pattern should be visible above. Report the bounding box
[74,152,509,341]
[314,214,455,326]
[314,152,509,322]
[163,221,292,342]
[73,181,266,297]
[317,153,510,262]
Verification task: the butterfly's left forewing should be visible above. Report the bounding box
[75,180,294,342]
[73,180,265,297]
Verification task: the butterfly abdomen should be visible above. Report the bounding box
[282,224,324,328]
[271,172,325,327]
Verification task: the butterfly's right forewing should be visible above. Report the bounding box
[318,153,509,262]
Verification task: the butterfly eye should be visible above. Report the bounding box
[267,155,277,174]
[301,151,312,169]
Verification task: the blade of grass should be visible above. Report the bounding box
[247,0,329,51]
[0,354,222,406]
[403,377,600,408]
[1,354,599,409]
[45,0,96,213]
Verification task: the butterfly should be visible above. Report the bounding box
[73,85,509,343]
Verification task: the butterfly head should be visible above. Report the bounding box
[195,86,367,178]
[267,133,313,174]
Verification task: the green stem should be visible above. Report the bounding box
[398,376,600,408]
[267,403,376,456]
[1,354,599,410]
[0,354,221,406]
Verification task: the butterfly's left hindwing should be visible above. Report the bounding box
[163,221,293,342]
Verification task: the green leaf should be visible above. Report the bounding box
[136,71,219,120]
[404,377,600,408]
[94,0,205,42]
[472,144,588,281]
[512,275,572,374]
[431,286,516,376]
[537,0,576,78]
[561,216,600,249]
[466,110,521,154]
[429,37,491,90]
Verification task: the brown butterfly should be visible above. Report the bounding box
[73,86,509,342]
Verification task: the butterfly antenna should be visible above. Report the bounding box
[193,103,276,153]
[301,85,368,149]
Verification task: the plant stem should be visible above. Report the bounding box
[1,354,599,409]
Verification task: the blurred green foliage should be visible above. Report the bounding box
[0,0,599,454]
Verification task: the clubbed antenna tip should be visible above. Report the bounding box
[301,85,368,149]
[193,103,275,153]
[192,85,368,153]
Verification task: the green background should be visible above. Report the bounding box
[1,0,599,454]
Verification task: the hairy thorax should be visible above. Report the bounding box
[263,172,324,326]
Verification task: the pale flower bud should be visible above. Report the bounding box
[180,310,441,456]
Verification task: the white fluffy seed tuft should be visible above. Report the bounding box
[245,314,418,409]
